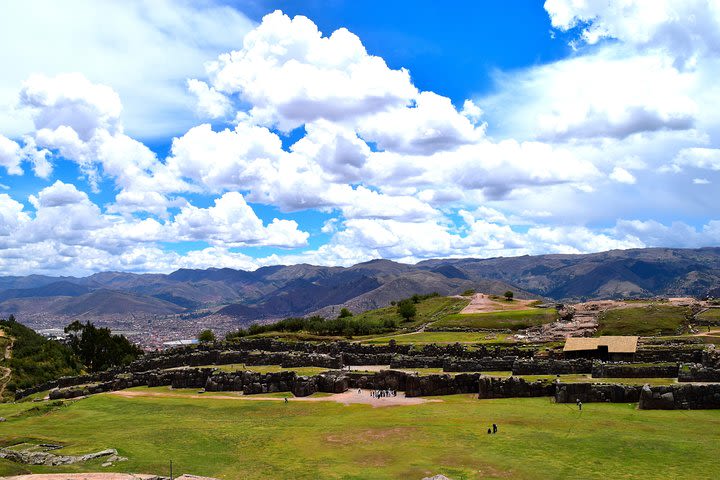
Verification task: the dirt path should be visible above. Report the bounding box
[694,328,720,337]
[109,389,440,408]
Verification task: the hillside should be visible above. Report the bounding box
[0,248,718,333]
[0,317,82,400]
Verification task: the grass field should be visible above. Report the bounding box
[432,309,557,330]
[697,308,720,324]
[361,331,512,345]
[1,389,719,479]
[597,305,690,336]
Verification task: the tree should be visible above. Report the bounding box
[64,321,142,372]
[397,299,417,321]
[504,290,514,301]
[197,329,216,343]
[7,314,15,323]
[338,308,353,318]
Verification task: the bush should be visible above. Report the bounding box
[462,289,475,296]
[338,308,353,318]
[504,291,514,301]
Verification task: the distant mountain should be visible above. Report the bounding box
[56,290,186,317]
[1,248,719,327]
[0,280,90,303]
[417,247,720,300]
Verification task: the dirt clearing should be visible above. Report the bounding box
[459,293,538,314]
[109,388,440,408]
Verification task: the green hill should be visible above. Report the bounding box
[0,317,82,400]
[597,305,691,336]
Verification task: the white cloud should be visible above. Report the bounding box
[670,147,720,171]
[482,49,697,141]
[356,91,484,155]
[204,10,418,131]
[609,166,637,184]
[187,79,231,119]
[0,0,255,139]
[545,0,720,68]
[0,134,22,175]
[1,5,720,276]
[171,192,309,248]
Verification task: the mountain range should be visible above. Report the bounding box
[1,247,719,325]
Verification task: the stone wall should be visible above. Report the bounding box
[634,347,704,364]
[591,362,679,378]
[554,382,641,403]
[639,384,720,409]
[511,359,592,375]
[442,357,516,372]
[477,377,555,399]
[678,364,720,382]
[390,355,444,369]
[406,373,481,397]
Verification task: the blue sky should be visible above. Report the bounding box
[0,0,719,275]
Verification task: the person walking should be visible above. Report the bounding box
[578,400,583,411]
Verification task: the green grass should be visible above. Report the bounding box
[432,309,557,330]
[597,305,691,336]
[351,296,470,331]
[361,331,512,345]
[697,309,720,324]
[1,389,720,479]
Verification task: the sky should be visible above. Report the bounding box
[1,0,720,276]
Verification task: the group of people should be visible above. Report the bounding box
[358,388,397,398]
[487,423,498,434]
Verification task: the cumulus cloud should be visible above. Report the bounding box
[204,10,418,130]
[187,79,231,119]
[482,50,697,141]
[545,0,720,68]
[1,5,720,275]
[171,192,309,247]
[0,134,22,175]
[0,0,255,139]
[356,91,484,155]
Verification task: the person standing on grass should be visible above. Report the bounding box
[578,400,583,411]
[492,423,498,434]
